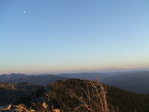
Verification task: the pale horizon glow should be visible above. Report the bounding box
[1,0,149,75]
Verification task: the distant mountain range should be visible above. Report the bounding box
[0,73,26,82]
[0,73,68,86]
[1,71,149,93]
[56,71,149,94]
[55,72,121,79]
[102,71,149,94]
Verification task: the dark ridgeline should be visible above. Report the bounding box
[0,73,68,86]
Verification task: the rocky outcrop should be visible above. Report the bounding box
[0,79,61,112]
[0,94,60,112]
[29,93,60,112]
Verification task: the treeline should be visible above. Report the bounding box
[49,78,149,112]
[107,85,149,112]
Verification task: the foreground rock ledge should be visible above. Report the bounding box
[0,103,60,112]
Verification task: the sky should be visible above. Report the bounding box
[1,0,149,74]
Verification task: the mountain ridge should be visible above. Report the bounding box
[0,73,68,86]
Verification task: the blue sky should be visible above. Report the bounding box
[1,0,149,74]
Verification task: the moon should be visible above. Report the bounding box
[24,11,26,13]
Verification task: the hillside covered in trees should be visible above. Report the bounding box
[50,78,149,112]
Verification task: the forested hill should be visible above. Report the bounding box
[50,78,149,112]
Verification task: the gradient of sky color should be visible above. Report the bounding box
[1,0,149,74]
